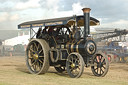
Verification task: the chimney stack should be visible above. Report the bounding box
[82,8,91,40]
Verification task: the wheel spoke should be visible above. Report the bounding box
[102,59,106,65]
[72,69,77,75]
[94,67,98,71]
[28,50,33,58]
[31,59,34,63]
[97,68,99,74]
[69,67,73,72]
[37,62,41,71]
[39,56,44,58]
[38,59,43,64]
[68,60,72,63]
[94,58,98,63]
[102,65,106,69]
[99,55,102,62]
[34,62,37,72]
[76,64,80,67]
[96,56,100,62]
[71,56,74,63]
[75,57,77,63]
[101,57,105,63]
[38,49,43,54]
[33,42,38,51]
[38,61,42,69]
[76,67,80,72]
[74,68,79,74]
[101,67,104,73]
[100,68,102,74]
[29,57,33,59]
[31,60,36,67]
[30,48,35,53]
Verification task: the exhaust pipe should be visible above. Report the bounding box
[82,8,91,40]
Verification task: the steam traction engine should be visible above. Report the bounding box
[18,8,109,78]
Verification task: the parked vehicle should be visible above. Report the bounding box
[18,8,109,78]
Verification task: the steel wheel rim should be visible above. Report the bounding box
[26,41,44,73]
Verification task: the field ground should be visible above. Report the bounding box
[0,56,128,85]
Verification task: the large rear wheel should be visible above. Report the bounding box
[26,39,50,74]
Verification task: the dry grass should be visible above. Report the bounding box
[0,56,128,85]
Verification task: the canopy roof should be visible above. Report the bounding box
[18,15,100,29]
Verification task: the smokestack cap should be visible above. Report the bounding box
[82,8,91,13]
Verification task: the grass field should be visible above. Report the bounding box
[0,56,128,85]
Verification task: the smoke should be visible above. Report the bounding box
[38,0,84,19]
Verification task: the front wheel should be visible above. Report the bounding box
[66,53,85,78]
[91,52,109,77]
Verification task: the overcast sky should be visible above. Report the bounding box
[0,0,128,30]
